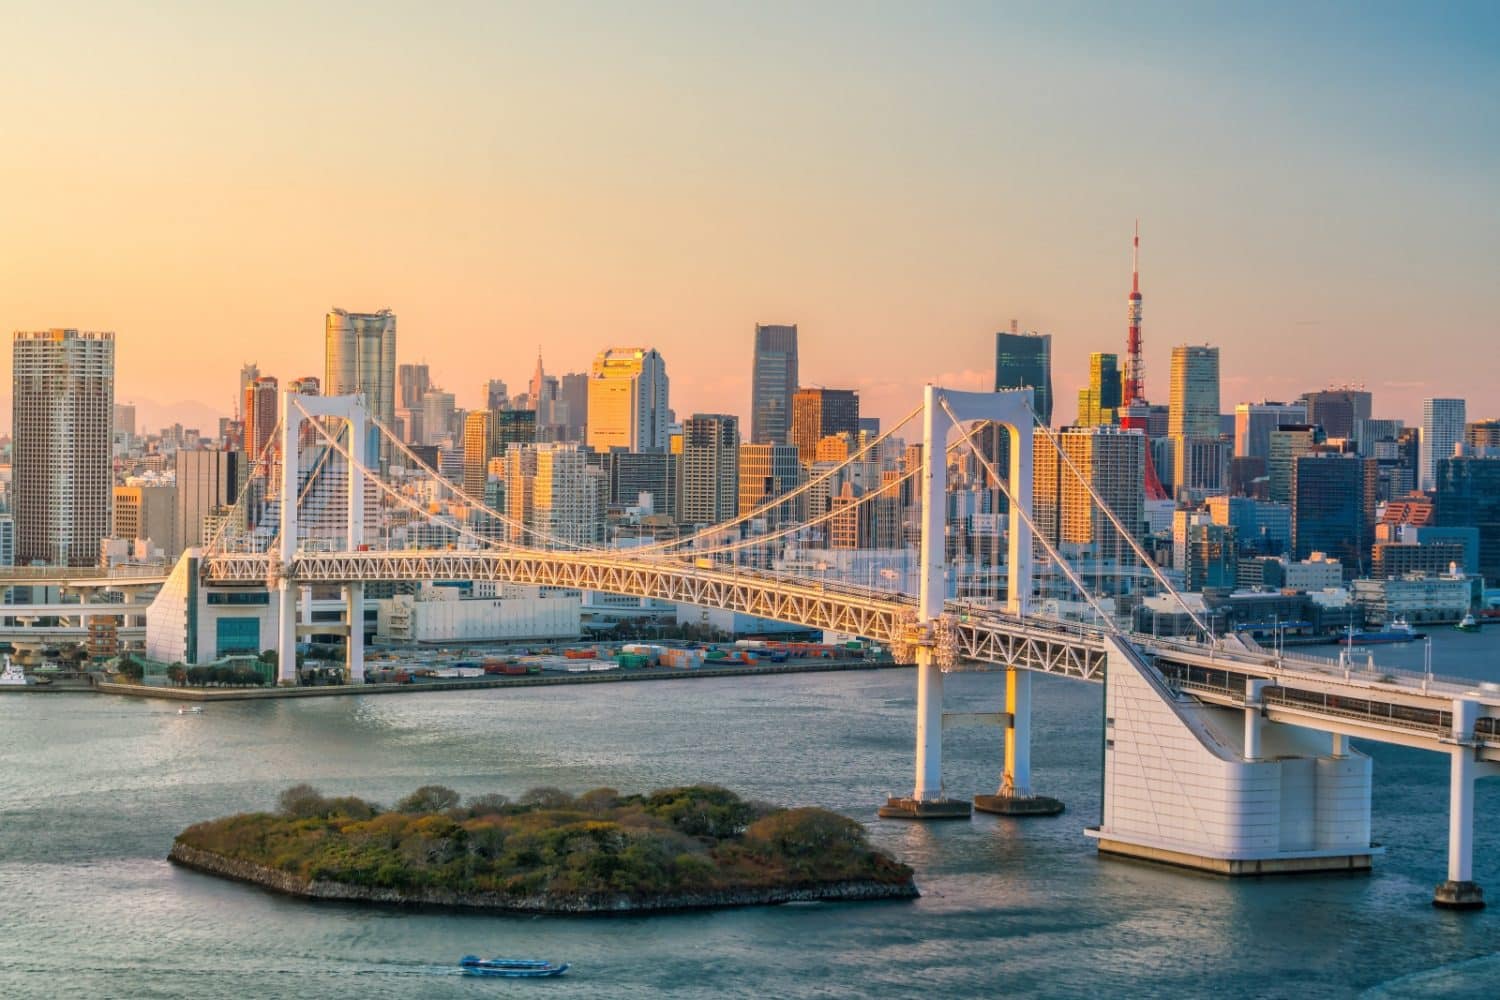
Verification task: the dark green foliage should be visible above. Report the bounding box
[396,786,461,814]
[116,656,144,681]
[176,783,912,899]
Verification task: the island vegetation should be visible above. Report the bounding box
[170,783,917,913]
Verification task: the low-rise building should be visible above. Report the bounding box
[1350,574,1475,626]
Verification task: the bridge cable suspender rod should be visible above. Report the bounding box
[642,432,982,561]
[363,403,925,557]
[292,399,512,554]
[1022,401,1214,640]
[939,398,1123,636]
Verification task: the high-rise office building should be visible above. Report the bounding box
[751,324,799,446]
[559,373,589,442]
[995,331,1052,426]
[1168,344,1221,496]
[608,452,677,518]
[1466,419,1500,452]
[507,444,603,546]
[1292,451,1377,573]
[1352,418,1403,457]
[586,348,670,453]
[12,330,116,566]
[174,450,241,554]
[481,378,507,412]
[243,376,279,460]
[236,362,260,420]
[1032,425,1145,562]
[325,308,397,466]
[678,414,739,526]
[1076,352,1122,426]
[462,410,494,500]
[1302,387,1373,441]
[1435,455,1500,583]
[1268,424,1326,505]
[421,389,456,447]
[1421,398,1466,491]
[113,403,137,439]
[1234,401,1307,460]
[494,409,538,450]
[399,363,432,409]
[738,443,804,526]
[790,388,860,461]
[1168,345,1221,439]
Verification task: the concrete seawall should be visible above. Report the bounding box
[98,660,908,702]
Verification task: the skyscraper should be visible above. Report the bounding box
[481,378,508,411]
[398,363,431,409]
[1268,424,1326,505]
[738,443,804,526]
[586,348,670,453]
[1168,344,1221,496]
[751,324,799,445]
[994,330,1053,426]
[175,450,241,554]
[1421,398,1467,490]
[1435,454,1500,582]
[421,389,457,447]
[243,376,279,460]
[790,388,860,461]
[558,372,589,442]
[1234,401,1308,459]
[1168,345,1221,440]
[462,410,494,500]
[325,308,397,466]
[236,362,260,420]
[1076,352,1122,426]
[1465,419,1500,452]
[1031,425,1145,563]
[12,330,116,566]
[678,414,739,526]
[1292,451,1377,572]
[1302,387,1373,441]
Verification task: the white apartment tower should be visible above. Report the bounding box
[586,348,670,453]
[13,329,116,566]
[1421,397,1466,491]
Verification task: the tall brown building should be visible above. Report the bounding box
[790,388,859,461]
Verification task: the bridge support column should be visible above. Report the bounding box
[975,667,1064,816]
[1244,679,1270,760]
[1435,698,1484,910]
[879,649,970,819]
[276,580,297,685]
[344,582,364,684]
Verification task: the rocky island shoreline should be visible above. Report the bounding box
[170,783,917,914]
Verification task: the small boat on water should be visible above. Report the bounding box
[177,706,204,715]
[459,955,569,978]
[1456,613,1480,633]
[1343,618,1424,645]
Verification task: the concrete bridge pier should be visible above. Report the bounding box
[1435,697,1485,910]
[344,582,365,684]
[276,579,297,685]
[879,647,971,819]
[975,666,1064,816]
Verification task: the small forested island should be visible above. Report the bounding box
[169,783,917,913]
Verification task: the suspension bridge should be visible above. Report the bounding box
[117,385,1500,908]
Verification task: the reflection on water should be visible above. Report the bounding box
[2,631,1499,998]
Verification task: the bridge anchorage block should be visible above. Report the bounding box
[1433,880,1485,911]
[878,796,972,820]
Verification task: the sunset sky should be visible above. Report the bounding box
[2,1,1496,435]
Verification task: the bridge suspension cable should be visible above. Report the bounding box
[1022,401,1214,641]
[202,415,284,558]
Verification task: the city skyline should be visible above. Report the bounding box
[2,4,1496,433]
